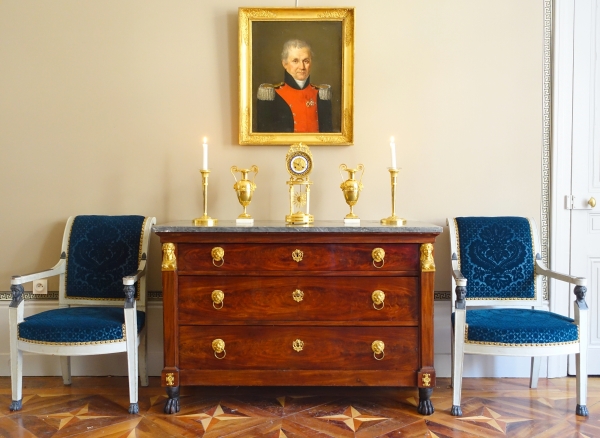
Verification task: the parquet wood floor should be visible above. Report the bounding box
[0,376,598,437]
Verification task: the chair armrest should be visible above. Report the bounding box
[535,254,586,286]
[451,253,467,287]
[453,270,467,287]
[10,254,66,286]
[122,253,147,286]
[10,255,66,308]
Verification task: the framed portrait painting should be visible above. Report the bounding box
[238,7,355,145]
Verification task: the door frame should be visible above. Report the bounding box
[550,0,597,377]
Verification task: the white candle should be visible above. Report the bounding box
[202,137,208,170]
[390,136,397,169]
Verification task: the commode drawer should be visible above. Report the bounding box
[176,243,419,272]
[179,326,419,371]
[178,276,419,323]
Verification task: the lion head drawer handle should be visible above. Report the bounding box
[211,247,225,267]
[212,339,226,359]
[292,289,304,302]
[372,290,385,310]
[292,339,304,352]
[211,290,224,309]
[372,340,385,360]
[372,248,385,268]
[292,249,303,262]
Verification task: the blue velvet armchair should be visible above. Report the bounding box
[9,215,156,414]
[448,216,588,417]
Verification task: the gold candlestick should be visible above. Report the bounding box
[380,168,406,226]
[194,170,218,226]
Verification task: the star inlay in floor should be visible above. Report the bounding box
[179,403,250,432]
[318,406,388,432]
[457,407,532,433]
[42,403,111,430]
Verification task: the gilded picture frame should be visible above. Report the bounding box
[238,7,355,145]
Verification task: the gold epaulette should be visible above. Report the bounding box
[257,83,285,101]
[312,84,331,101]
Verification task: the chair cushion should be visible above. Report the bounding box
[18,307,145,344]
[455,217,535,299]
[66,215,146,300]
[452,308,578,345]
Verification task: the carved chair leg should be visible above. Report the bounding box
[164,386,180,414]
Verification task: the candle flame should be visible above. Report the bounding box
[203,137,208,144]
[390,136,395,143]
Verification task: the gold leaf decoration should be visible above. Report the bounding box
[241,26,248,46]
[244,9,277,18]
[315,136,347,143]
[345,20,354,46]
[317,9,349,19]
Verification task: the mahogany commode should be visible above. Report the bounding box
[153,220,442,415]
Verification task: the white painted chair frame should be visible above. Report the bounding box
[9,216,156,414]
[447,217,589,417]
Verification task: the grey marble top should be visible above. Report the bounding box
[152,220,443,234]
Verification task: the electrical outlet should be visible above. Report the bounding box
[33,279,47,295]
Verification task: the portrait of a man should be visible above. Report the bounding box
[238,8,354,145]
[256,39,333,133]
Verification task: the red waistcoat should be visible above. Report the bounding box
[275,84,319,133]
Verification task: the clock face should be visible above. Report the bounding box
[288,152,312,176]
[292,156,307,173]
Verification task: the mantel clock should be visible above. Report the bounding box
[285,143,314,224]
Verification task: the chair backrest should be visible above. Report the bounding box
[58,215,153,309]
[448,216,543,310]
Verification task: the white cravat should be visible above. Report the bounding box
[294,79,307,88]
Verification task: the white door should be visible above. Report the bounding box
[567,0,600,375]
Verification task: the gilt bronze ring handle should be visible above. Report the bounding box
[211,247,225,267]
[372,248,385,268]
[211,290,224,309]
[212,339,226,359]
[372,340,385,360]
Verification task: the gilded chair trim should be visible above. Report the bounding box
[455,308,579,345]
[18,323,128,346]
[16,307,145,345]
[464,324,579,347]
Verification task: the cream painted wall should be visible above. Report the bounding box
[0,0,543,295]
